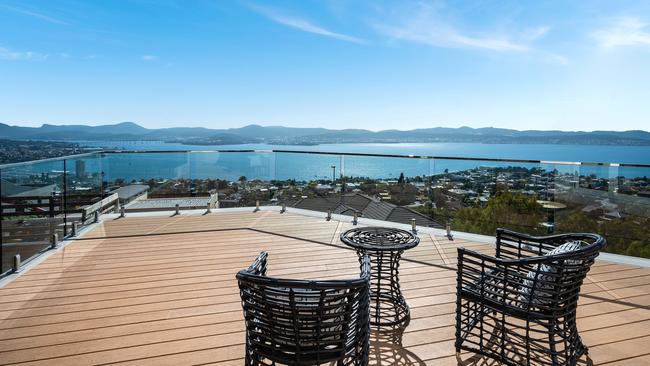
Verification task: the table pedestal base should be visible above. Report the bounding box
[369,291,410,327]
[341,227,420,328]
[362,250,410,327]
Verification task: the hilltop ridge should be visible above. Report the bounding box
[1,122,649,146]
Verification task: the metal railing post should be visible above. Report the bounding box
[51,233,58,249]
[12,254,21,273]
[63,159,68,238]
[411,218,417,234]
[71,222,78,237]
[94,211,99,223]
[49,192,55,218]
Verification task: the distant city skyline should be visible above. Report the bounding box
[1,1,650,132]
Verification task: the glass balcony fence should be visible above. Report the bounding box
[2,149,649,276]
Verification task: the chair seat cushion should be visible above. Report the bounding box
[463,241,585,311]
[519,241,583,306]
[463,269,530,311]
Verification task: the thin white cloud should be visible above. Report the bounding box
[542,52,568,65]
[593,17,650,48]
[0,46,47,61]
[247,3,366,44]
[140,55,158,61]
[0,4,67,25]
[369,2,562,62]
[522,26,551,42]
[373,21,529,51]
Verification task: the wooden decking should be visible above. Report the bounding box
[0,211,649,365]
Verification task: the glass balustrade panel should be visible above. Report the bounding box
[1,158,65,272]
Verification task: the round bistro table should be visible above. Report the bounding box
[340,227,420,327]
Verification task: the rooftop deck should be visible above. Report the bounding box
[0,210,649,365]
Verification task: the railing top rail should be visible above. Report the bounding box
[1,149,649,170]
[272,149,544,163]
[0,151,103,170]
[97,149,650,168]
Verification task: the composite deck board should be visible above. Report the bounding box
[0,211,648,365]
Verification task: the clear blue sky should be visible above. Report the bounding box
[1,0,649,131]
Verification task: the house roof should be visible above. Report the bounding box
[364,200,395,221]
[112,184,149,200]
[292,193,442,228]
[1,180,57,197]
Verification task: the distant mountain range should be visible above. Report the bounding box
[1,122,650,146]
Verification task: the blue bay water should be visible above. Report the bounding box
[78,140,650,164]
[6,141,648,183]
[66,141,650,183]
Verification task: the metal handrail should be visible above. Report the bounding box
[0,151,102,169]
[3,149,647,169]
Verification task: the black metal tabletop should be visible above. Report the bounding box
[340,227,420,252]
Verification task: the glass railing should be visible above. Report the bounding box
[2,150,649,276]
[0,152,106,274]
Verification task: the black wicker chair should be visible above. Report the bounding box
[237,251,371,366]
[455,228,606,366]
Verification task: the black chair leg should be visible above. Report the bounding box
[548,322,559,366]
[244,341,255,366]
[567,316,587,364]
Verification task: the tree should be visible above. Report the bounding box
[217,180,229,190]
[452,192,545,236]
[388,183,417,206]
[398,172,405,185]
[625,241,650,258]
